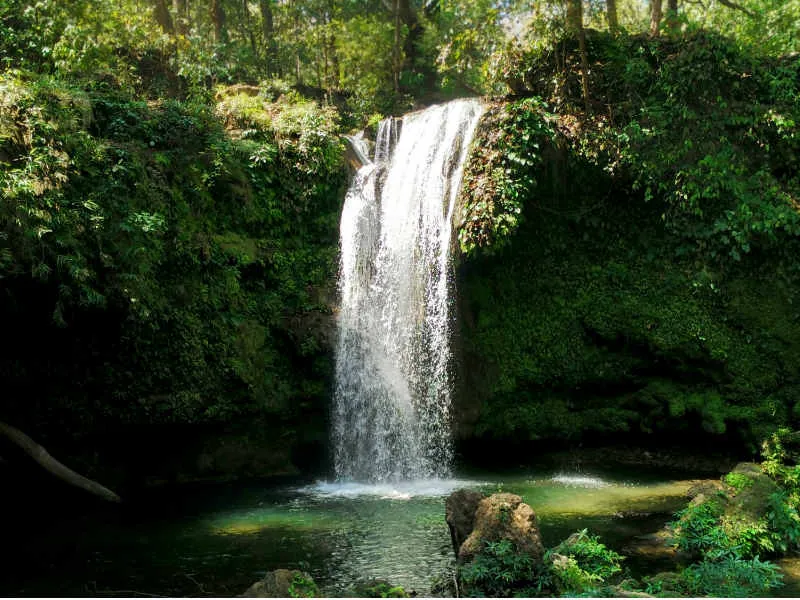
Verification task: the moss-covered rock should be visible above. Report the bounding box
[458,493,545,564]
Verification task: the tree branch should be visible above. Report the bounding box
[716,0,755,17]
[0,421,121,503]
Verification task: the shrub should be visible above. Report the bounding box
[288,572,319,598]
[679,556,783,597]
[544,529,624,596]
[458,539,537,598]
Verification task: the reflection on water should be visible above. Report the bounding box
[2,469,696,597]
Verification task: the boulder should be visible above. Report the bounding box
[686,478,725,506]
[241,569,318,597]
[445,489,485,557]
[725,462,780,525]
[623,529,682,563]
[458,493,545,564]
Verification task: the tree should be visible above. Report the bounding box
[665,0,679,29]
[566,0,582,32]
[173,0,188,35]
[650,0,663,35]
[606,0,619,31]
[565,0,591,113]
[260,0,276,74]
[211,0,228,43]
[153,0,175,33]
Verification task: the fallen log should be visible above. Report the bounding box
[0,420,121,503]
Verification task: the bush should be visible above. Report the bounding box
[458,539,537,598]
[288,572,319,598]
[544,529,625,596]
[679,556,783,597]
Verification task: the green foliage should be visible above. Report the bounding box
[662,461,798,597]
[678,556,783,598]
[1,72,344,433]
[672,498,737,559]
[724,472,754,493]
[459,97,555,256]
[494,31,800,266]
[460,30,800,447]
[288,572,319,598]
[458,532,625,598]
[544,530,625,596]
[762,428,800,493]
[672,459,800,571]
[425,0,505,95]
[685,0,800,56]
[458,539,537,598]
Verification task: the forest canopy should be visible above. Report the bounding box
[3,0,798,119]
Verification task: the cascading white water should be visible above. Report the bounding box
[333,99,484,482]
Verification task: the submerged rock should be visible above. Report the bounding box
[445,488,485,557]
[458,492,545,564]
[241,569,318,598]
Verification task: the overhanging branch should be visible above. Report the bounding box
[716,0,756,17]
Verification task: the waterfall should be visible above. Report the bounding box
[333,99,484,482]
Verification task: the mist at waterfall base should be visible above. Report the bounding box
[334,99,484,484]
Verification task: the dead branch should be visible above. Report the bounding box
[0,421,121,503]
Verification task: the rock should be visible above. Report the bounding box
[609,587,653,598]
[241,569,318,597]
[445,489,485,557]
[686,478,725,506]
[643,571,682,596]
[458,493,545,564]
[730,462,763,477]
[215,83,261,100]
[686,479,724,499]
[777,558,800,598]
[623,529,681,562]
[726,462,780,522]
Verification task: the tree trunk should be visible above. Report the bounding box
[153,0,174,34]
[259,0,276,74]
[566,0,582,33]
[211,0,227,44]
[649,0,663,36]
[665,0,678,29]
[566,0,591,114]
[398,0,421,80]
[606,0,619,32]
[0,421,121,503]
[172,0,188,34]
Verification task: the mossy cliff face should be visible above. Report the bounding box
[455,184,799,445]
[0,79,344,480]
[453,34,800,450]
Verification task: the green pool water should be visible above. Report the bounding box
[2,467,697,597]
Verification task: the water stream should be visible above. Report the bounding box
[334,99,484,482]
